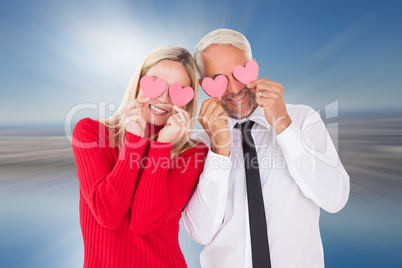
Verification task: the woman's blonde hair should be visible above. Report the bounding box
[99,46,200,159]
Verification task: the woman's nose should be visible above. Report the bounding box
[156,87,172,104]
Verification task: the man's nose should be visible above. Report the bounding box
[226,76,244,95]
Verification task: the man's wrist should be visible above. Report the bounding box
[275,116,292,134]
[211,146,230,156]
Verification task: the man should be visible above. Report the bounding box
[182,29,350,268]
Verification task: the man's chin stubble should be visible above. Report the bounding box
[222,90,257,120]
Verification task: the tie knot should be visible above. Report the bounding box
[235,120,255,134]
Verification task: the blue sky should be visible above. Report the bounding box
[1,0,401,126]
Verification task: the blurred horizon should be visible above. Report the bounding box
[1,111,402,267]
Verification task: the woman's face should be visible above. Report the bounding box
[137,60,192,126]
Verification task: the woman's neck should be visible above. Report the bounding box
[143,123,164,140]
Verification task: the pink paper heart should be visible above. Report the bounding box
[233,60,259,85]
[201,75,228,98]
[169,83,194,107]
[139,75,167,99]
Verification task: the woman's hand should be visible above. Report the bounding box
[118,97,150,137]
[157,105,192,144]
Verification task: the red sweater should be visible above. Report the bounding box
[72,118,208,268]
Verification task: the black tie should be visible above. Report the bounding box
[236,121,271,268]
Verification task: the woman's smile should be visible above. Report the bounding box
[149,103,169,115]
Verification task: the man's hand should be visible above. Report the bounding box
[247,79,292,134]
[198,98,231,156]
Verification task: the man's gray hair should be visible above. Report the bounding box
[194,28,252,78]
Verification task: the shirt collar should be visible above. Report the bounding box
[227,106,271,130]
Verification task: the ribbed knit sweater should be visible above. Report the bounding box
[72,118,208,268]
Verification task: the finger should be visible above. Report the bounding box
[138,117,146,130]
[211,107,227,127]
[199,98,211,117]
[246,79,259,89]
[255,83,282,95]
[125,107,142,116]
[173,105,191,125]
[203,101,219,120]
[170,113,182,122]
[130,99,142,109]
[175,113,186,127]
[164,118,172,127]
[213,97,222,105]
[199,101,215,129]
[168,115,181,129]
[125,115,142,125]
[126,108,142,118]
[175,110,186,125]
[129,97,150,110]
[213,107,229,120]
[255,98,265,108]
[136,97,151,103]
[119,99,135,114]
[120,108,142,120]
[124,107,142,121]
[247,78,282,90]
[198,113,212,131]
[165,115,175,127]
[210,104,225,120]
[200,98,220,117]
[173,105,190,121]
[257,90,279,99]
[172,105,184,118]
[258,78,282,87]
[249,87,257,95]
[182,110,190,124]
[214,115,229,122]
[141,104,148,115]
[256,97,274,108]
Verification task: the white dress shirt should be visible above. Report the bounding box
[183,104,350,268]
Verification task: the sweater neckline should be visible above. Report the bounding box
[143,123,165,140]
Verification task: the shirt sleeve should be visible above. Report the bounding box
[72,118,149,229]
[182,149,232,245]
[276,108,350,213]
[129,141,209,235]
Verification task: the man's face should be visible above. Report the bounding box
[201,44,257,119]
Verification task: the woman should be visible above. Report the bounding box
[72,46,208,268]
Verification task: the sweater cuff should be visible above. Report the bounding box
[142,140,174,174]
[117,132,149,161]
[148,140,174,156]
[124,131,149,149]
